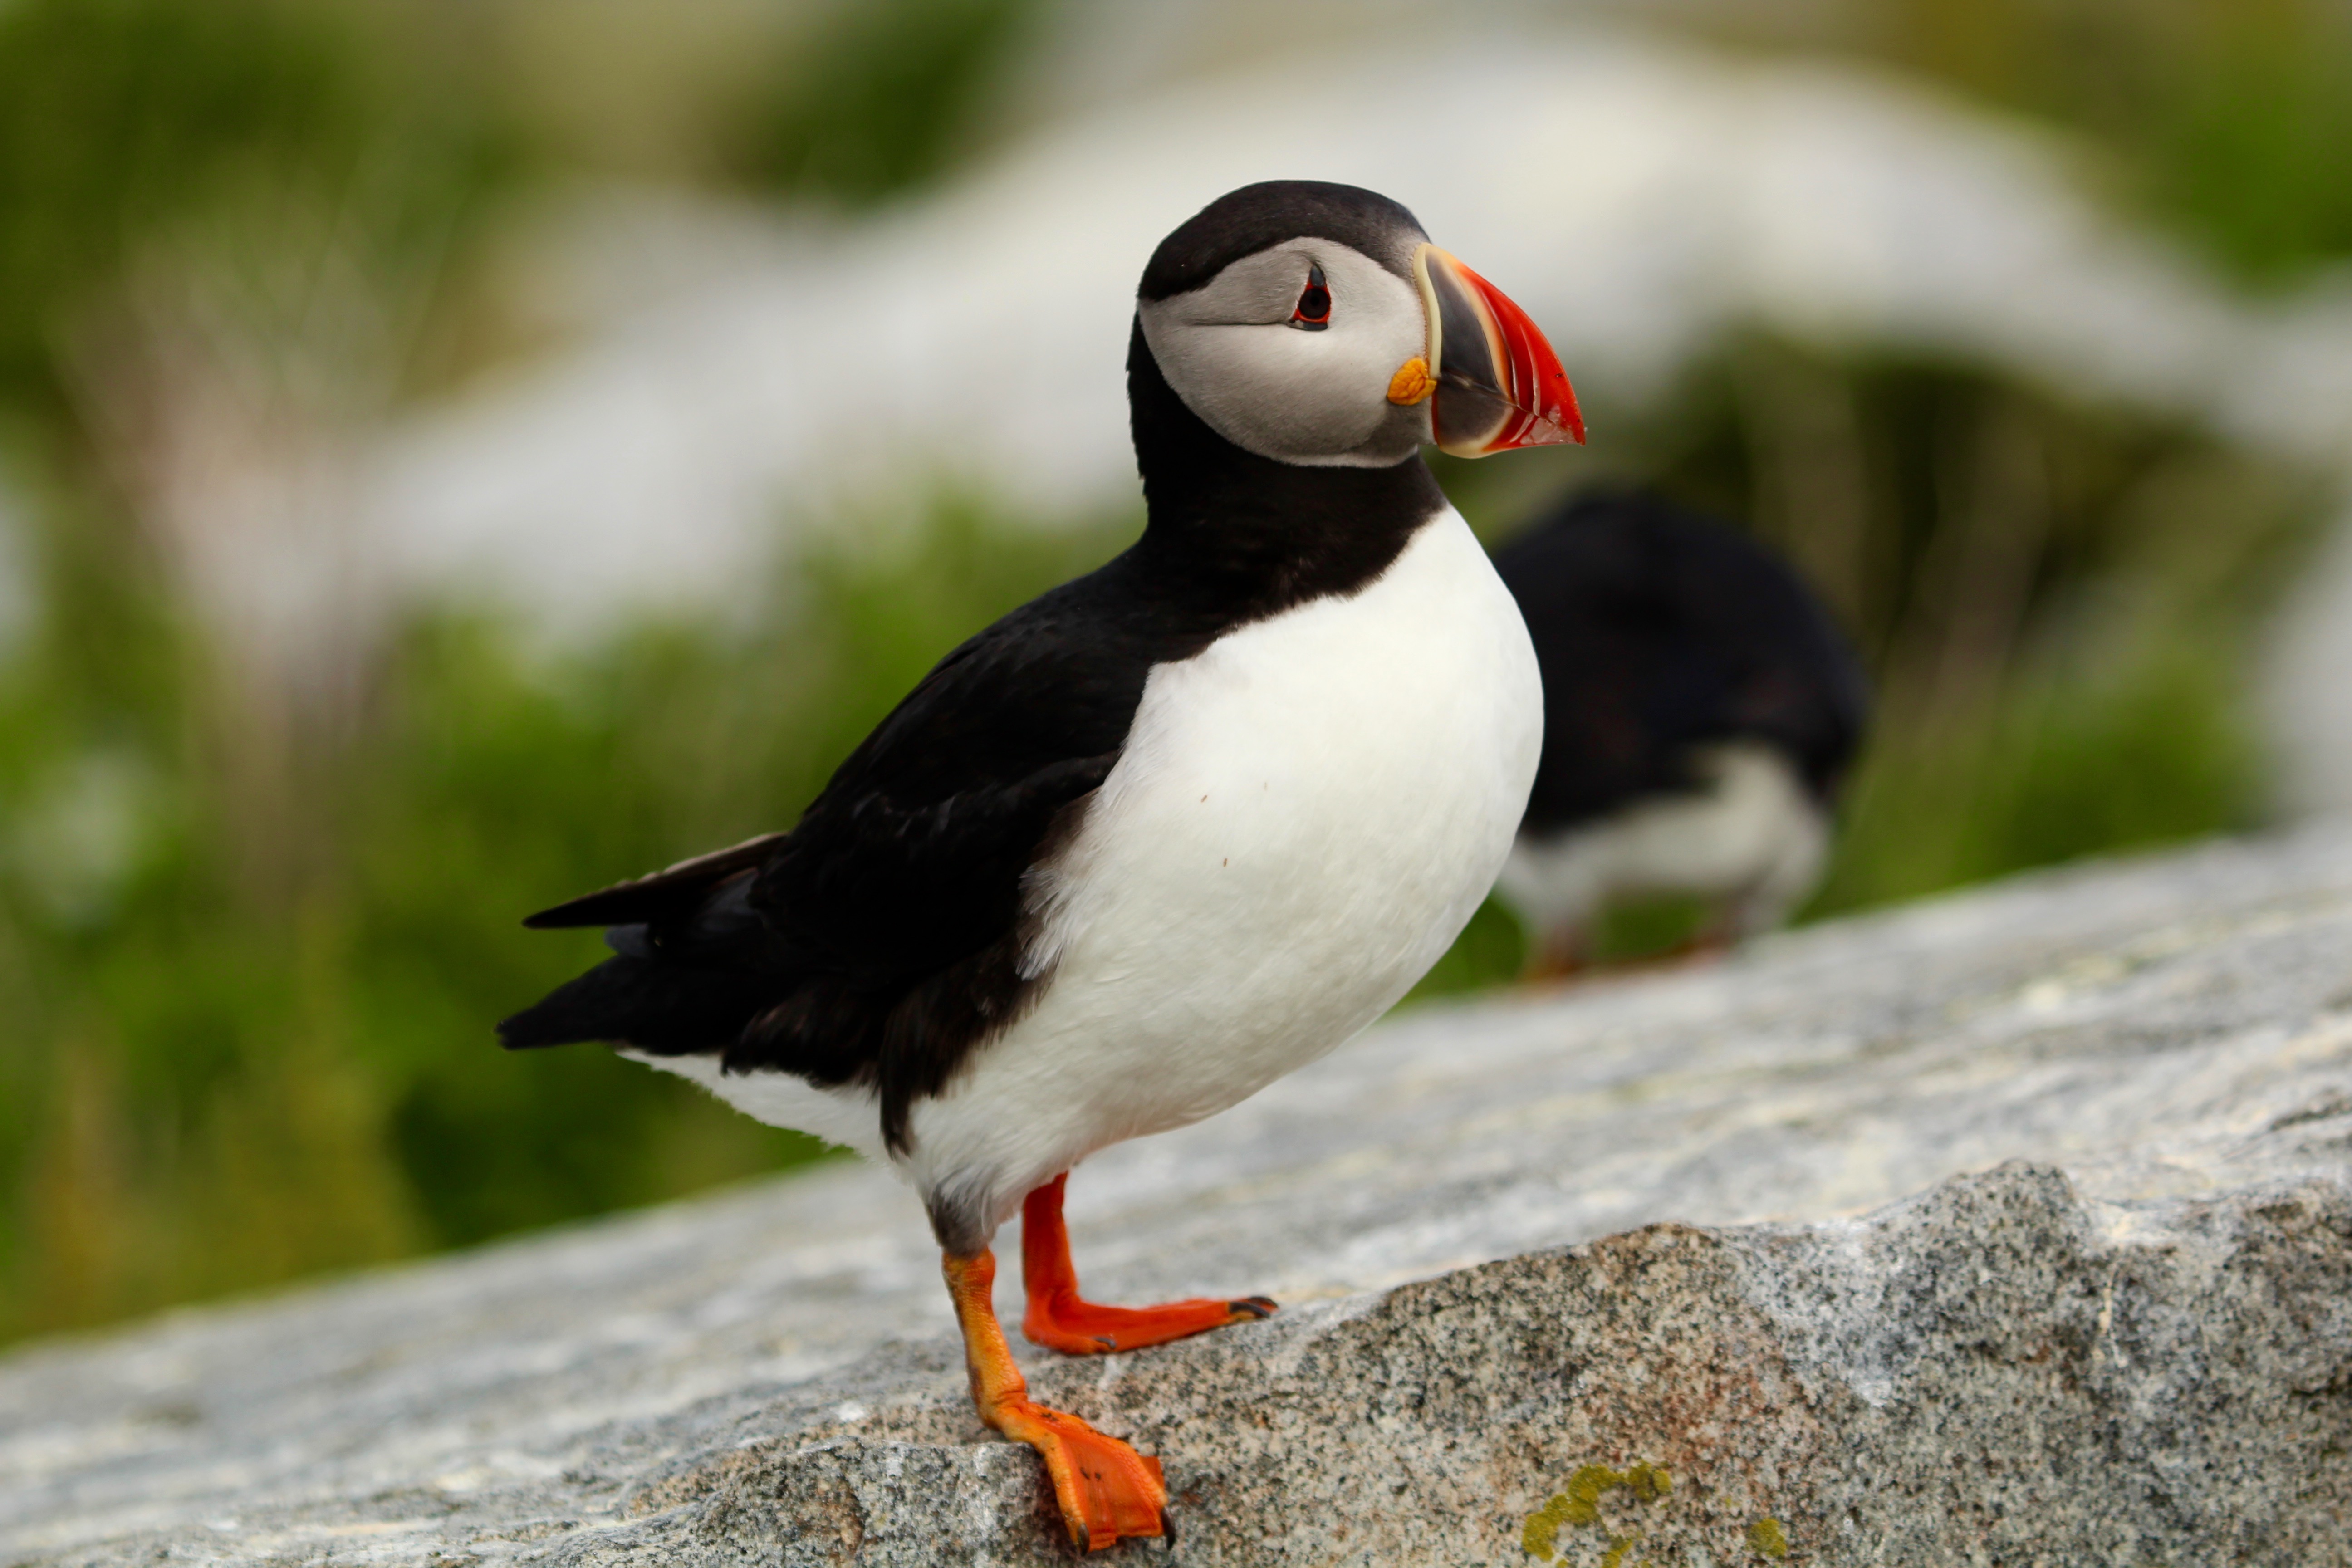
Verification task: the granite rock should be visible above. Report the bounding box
[6,828,2352,1565]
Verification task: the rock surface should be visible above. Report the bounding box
[6,828,2352,1565]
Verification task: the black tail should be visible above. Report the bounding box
[502,843,803,1055]
[497,952,782,1054]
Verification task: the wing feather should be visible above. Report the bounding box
[521,832,791,929]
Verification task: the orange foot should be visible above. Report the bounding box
[989,1393,1168,1550]
[944,1248,1167,1552]
[1618,927,1733,975]
[1021,1172,1278,1354]
[1521,926,1589,986]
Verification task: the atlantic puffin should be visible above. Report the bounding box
[499,181,1581,1551]
[1490,489,1867,976]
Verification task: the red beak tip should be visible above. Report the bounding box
[1550,390,1588,447]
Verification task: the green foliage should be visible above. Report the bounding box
[0,0,1092,1348]
[735,0,1039,205]
[0,0,509,414]
[1404,897,1527,1004]
[1852,0,2352,283]
[0,0,342,401]
[1810,628,2261,915]
[2149,10,2352,282]
[0,488,1132,1343]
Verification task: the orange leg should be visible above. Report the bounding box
[1522,924,1589,985]
[1617,925,1733,974]
[944,1248,1166,1552]
[1021,1173,1276,1355]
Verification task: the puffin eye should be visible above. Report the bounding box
[1289,264,1331,331]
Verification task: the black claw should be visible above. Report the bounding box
[1230,1296,1277,1318]
[1158,1506,1179,1549]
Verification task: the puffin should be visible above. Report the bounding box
[1489,488,1868,976]
[498,181,1581,1552]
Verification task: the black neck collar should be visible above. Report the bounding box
[1123,320,1446,621]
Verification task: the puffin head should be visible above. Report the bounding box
[1137,180,1583,469]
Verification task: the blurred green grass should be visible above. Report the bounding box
[0,0,2345,1346]
[0,492,1127,1339]
[1857,0,2352,284]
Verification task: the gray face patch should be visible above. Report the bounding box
[1138,239,1431,468]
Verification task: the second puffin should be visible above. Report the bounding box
[499,180,1582,1552]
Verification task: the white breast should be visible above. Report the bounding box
[903,506,1542,1233]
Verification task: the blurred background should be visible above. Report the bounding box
[1,0,2348,1348]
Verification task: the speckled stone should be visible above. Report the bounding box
[535,1166,2352,1567]
[7,828,2352,1566]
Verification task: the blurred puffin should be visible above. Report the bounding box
[1490,489,1867,976]
[499,181,1581,1551]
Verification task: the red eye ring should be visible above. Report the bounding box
[1290,263,1331,331]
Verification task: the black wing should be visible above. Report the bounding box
[520,832,790,931]
[498,549,1211,1150]
[1494,490,1870,835]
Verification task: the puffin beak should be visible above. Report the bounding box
[1407,244,1584,456]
